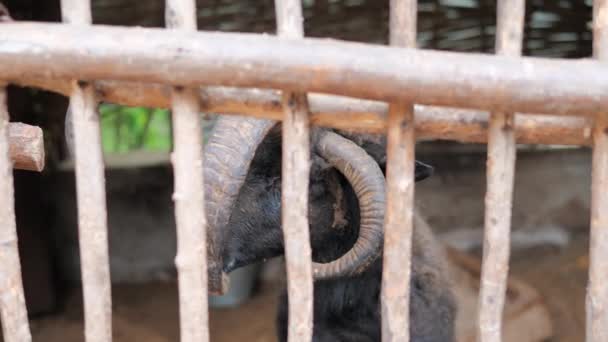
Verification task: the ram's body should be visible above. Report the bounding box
[64,106,455,340]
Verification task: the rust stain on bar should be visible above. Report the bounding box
[0,87,32,342]
[586,1,608,341]
[60,1,112,341]
[14,78,596,146]
[478,1,524,341]
[382,0,417,341]
[165,0,210,341]
[276,1,314,341]
[0,11,45,169]
[2,23,608,117]
[8,122,45,172]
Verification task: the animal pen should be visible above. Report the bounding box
[0,0,606,341]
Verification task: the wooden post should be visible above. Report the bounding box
[275,1,314,341]
[586,1,608,341]
[60,1,112,341]
[381,0,417,341]
[478,1,524,341]
[165,0,210,341]
[0,87,32,342]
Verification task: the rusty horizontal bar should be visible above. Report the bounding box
[587,1,608,341]
[60,1,113,341]
[8,122,45,172]
[12,78,594,146]
[165,0,210,341]
[276,1,314,341]
[381,0,417,341]
[0,88,32,342]
[1,22,607,118]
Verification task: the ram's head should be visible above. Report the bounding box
[204,117,433,284]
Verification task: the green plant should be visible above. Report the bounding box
[99,104,172,153]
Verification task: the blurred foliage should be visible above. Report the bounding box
[100,104,172,153]
[99,104,216,154]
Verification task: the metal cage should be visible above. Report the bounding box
[0,0,606,341]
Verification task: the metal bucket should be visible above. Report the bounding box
[209,263,261,308]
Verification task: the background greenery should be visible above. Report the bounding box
[99,104,216,154]
[100,104,172,153]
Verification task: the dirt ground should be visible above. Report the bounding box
[509,232,589,342]
[16,233,590,342]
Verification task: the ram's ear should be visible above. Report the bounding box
[248,124,283,177]
[415,160,434,182]
[0,3,13,22]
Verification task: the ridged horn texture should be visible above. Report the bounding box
[312,130,386,279]
[204,116,276,289]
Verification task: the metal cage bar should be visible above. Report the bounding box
[381,0,417,341]
[477,1,524,341]
[1,2,607,342]
[9,78,595,146]
[275,1,315,341]
[587,1,608,341]
[60,1,113,342]
[0,87,32,342]
[165,1,210,341]
[6,123,44,172]
[2,24,608,118]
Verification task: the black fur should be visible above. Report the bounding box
[222,127,456,342]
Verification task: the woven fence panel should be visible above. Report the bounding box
[89,0,592,58]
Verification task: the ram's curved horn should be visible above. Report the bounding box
[334,130,434,181]
[312,130,386,279]
[204,116,276,288]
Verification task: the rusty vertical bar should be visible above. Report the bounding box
[586,1,608,341]
[60,1,112,342]
[381,1,417,342]
[0,87,32,342]
[165,1,210,341]
[275,1,313,342]
[477,1,524,342]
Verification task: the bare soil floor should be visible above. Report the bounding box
[12,233,590,342]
